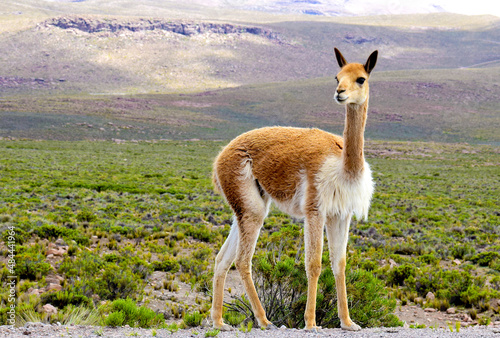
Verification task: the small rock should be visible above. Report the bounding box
[446,307,456,314]
[424,308,436,312]
[47,283,62,292]
[389,258,398,268]
[27,288,41,296]
[55,238,67,246]
[47,247,67,256]
[426,292,435,301]
[42,304,58,315]
[453,259,461,265]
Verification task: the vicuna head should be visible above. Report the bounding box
[334,48,378,106]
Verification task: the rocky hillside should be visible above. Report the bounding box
[42,16,283,42]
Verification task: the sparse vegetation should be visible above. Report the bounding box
[0,138,498,329]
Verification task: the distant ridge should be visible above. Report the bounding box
[42,16,283,42]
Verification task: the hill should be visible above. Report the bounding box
[0,0,499,144]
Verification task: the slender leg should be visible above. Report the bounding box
[211,220,239,330]
[234,214,275,329]
[303,212,325,331]
[325,214,361,331]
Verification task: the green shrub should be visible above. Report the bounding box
[76,209,98,223]
[419,253,439,265]
[59,252,142,301]
[205,329,220,337]
[108,298,164,328]
[226,248,401,329]
[15,250,52,280]
[152,257,180,273]
[471,251,500,267]
[97,264,140,300]
[41,290,92,308]
[317,268,402,328]
[59,251,103,278]
[361,260,377,271]
[2,227,30,245]
[223,311,246,326]
[387,264,415,287]
[183,310,204,327]
[35,224,89,245]
[450,244,475,260]
[105,311,125,327]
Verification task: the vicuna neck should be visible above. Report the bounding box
[342,100,368,177]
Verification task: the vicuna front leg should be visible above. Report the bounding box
[325,214,361,331]
[304,212,325,331]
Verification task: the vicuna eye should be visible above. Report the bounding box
[356,77,366,85]
[335,76,339,83]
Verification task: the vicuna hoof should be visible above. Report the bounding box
[341,322,361,331]
[304,326,323,333]
[214,323,234,331]
[263,323,278,330]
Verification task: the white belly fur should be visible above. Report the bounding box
[315,155,374,220]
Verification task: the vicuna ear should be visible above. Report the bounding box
[334,48,347,68]
[364,50,378,74]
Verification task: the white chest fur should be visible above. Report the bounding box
[315,155,374,220]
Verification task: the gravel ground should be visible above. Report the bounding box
[2,323,500,338]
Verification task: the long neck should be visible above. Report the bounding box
[342,99,368,177]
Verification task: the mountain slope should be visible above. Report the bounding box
[0,13,499,95]
[0,1,499,144]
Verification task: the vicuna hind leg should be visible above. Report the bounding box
[211,221,239,330]
[234,195,276,329]
[212,173,273,330]
[325,214,361,331]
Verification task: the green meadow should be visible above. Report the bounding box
[0,139,498,328]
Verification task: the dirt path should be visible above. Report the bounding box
[1,323,500,338]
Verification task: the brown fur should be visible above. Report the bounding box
[210,49,378,332]
[214,127,343,205]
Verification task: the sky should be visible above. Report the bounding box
[353,0,500,17]
[439,0,500,16]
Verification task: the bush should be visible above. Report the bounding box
[183,310,204,327]
[105,311,125,327]
[152,257,180,273]
[471,251,500,267]
[97,264,139,300]
[41,290,92,308]
[59,252,143,301]
[450,244,475,260]
[226,249,401,329]
[107,298,164,328]
[2,227,30,245]
[223,311,246,326]
[35,224,89,245]
[15,249,53,280]
[419,253,439,265]
[387,264,415,287]
[76,209,98,223]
